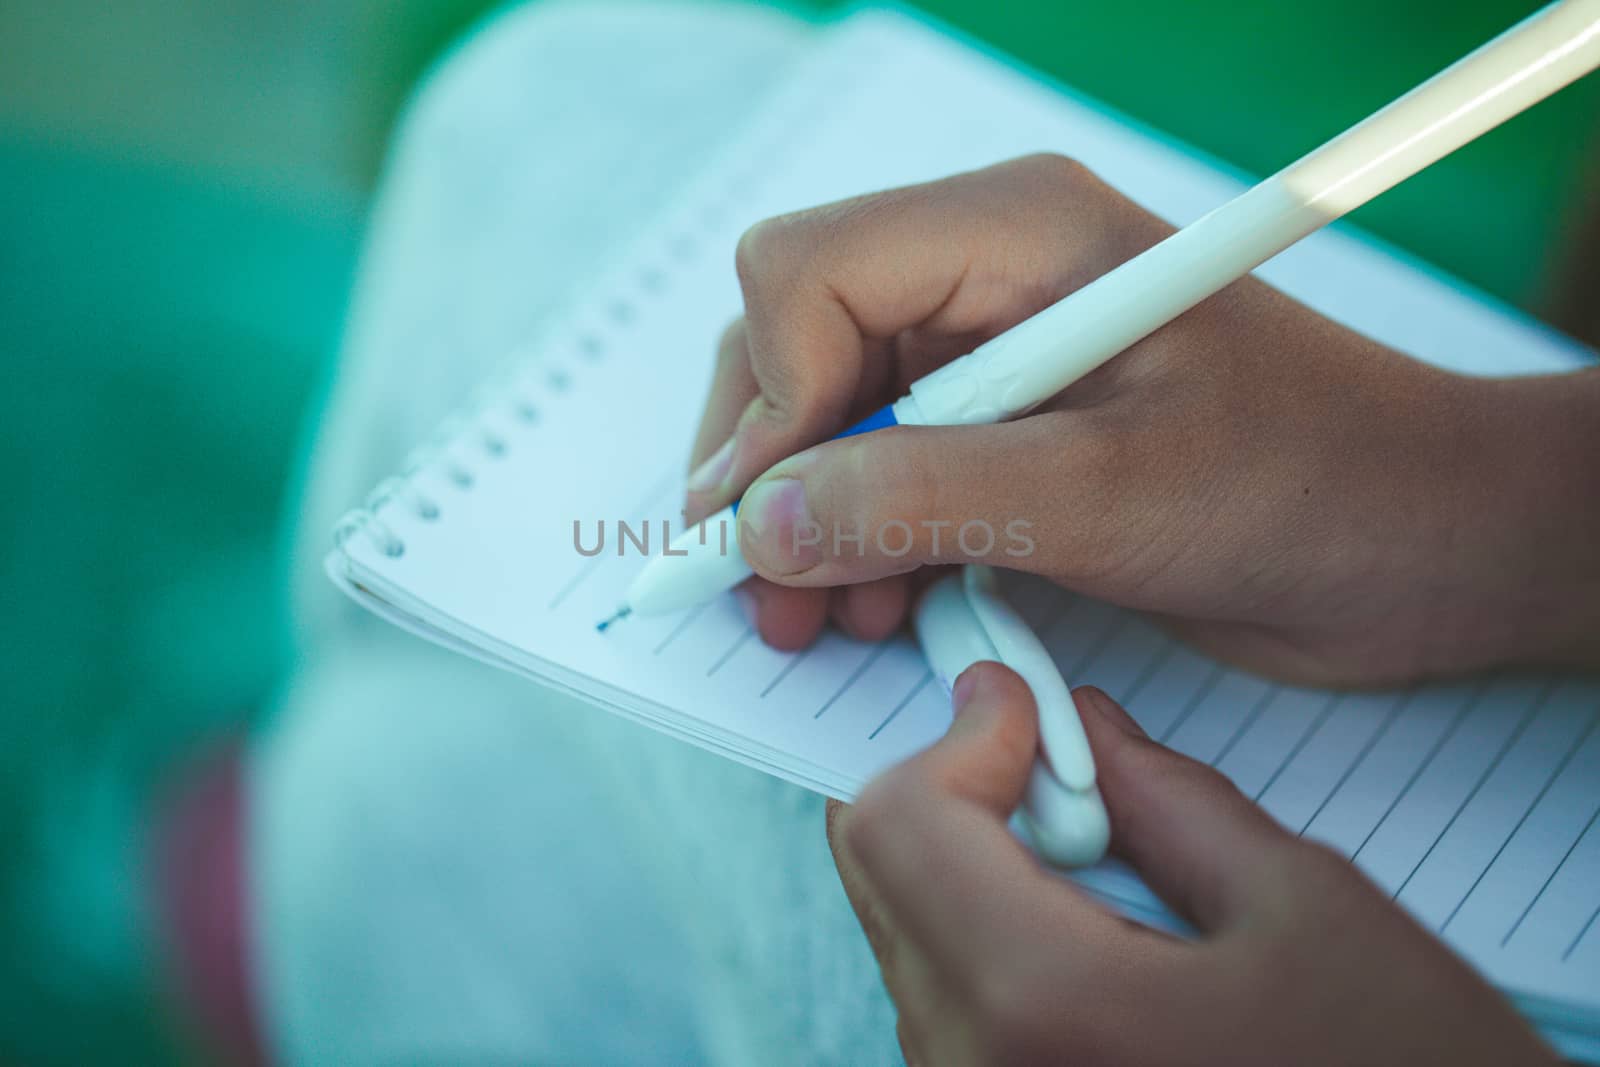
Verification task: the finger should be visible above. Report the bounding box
[736,578,827,652]
[828,576,911,642]
[829,796,955,1050]
[1073,685,1299,933]
[685,318,760,523]
[894,1019,922,1067]
[910,663,1040,815]
[825,797,899,972]
[707,155,1160,515]
[736,413,1119,587]
[725,195,965,501]
[837,664,1137,976]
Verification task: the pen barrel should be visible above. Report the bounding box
[1281,0,1600,217]
[906,0,1600,428]
[906,182,1327,425]
[627,506,754,616]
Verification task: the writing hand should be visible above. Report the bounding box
[686,155,1600,683]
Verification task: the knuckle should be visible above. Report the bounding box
[734,214,801,291]
[737,188,913,297]
[998,153,1157,275]
[1013,150,1093,188]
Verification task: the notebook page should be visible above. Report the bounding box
[329,8,1599,1019]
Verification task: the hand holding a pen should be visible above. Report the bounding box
[824,662,1560,1067]
[684,155,1600,686]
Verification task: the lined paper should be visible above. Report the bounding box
[328,8,1599,1038]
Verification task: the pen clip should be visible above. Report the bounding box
[946,567,1109,868]
[960,566,1096,792]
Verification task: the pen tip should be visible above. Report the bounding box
[596,605,632,633]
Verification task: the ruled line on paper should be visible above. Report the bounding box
[816,643,893,720]
[1565,901,1600,962]
[1015,585,1069,630]
[654,601,711,655]
[1033,592,1078,635]
[1441,707,1600,933]
[1060,611,1129,680]
[1350,683,1488,864]
[1503,799,1600,947]
[761,646,811,698]
[1390,688,1549,901]
[1254,694,1343,802]
[1210,685,1281,768]
[1298,691,1416,838]
[707,627,757,676]
[871,670,934,740]
[548,555,607,611]
[548,472,679,610]
[1159,664,1224,744]
[1119,639,1177,706]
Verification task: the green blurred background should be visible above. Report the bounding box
[2,0,1596,1062]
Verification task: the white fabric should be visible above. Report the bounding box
[253,2,899,1063]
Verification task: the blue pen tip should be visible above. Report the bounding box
[596,605,632,633]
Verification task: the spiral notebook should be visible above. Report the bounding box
[325,7,1600,1056]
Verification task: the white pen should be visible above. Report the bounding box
[915,565,1110,867]
[600,0,1600,631]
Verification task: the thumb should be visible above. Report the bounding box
[906,660,1042,815]
[1072,686,1300,933]
[736,412,1109,587]
[837,662,1110,968]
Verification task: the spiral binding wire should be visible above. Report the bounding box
[332,29,876,564]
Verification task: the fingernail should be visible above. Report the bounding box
[687,436,736,494]
[738,477,821,576]
[952,665,982,715]
[733,584,759,628]
[1076,686,1146,738]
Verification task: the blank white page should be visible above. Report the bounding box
[327,8,1600,1029]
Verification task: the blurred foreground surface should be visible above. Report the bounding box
[2,0,1596,1061]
